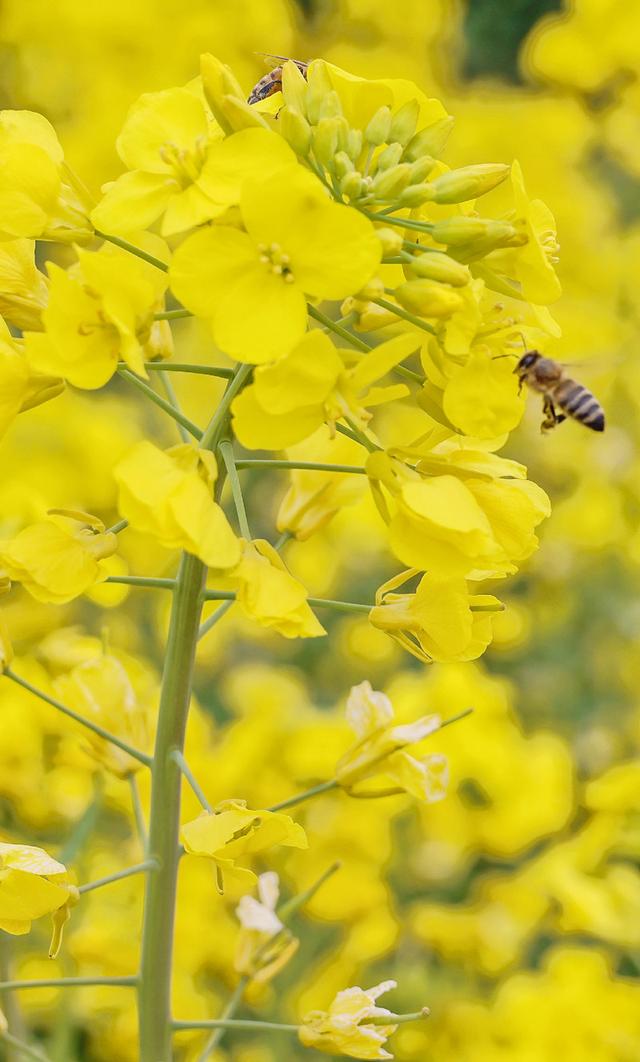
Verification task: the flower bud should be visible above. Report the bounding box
[364,106,392,146]
[200,53,244,135]
[341,297,397,331]
[281,60,308,112]
[334,151,355,179]
[398,183,437,207]
[306,61,333,125]
[376,142,404,172]
[375,227,404,256]
[312,117,342,169]
[404,116,455,161]
[408,252,470,286]
[409,155,437,183]
[279,107,312,155]
[346,128,363,162]
[318,90,343,121]
[394,280,463,317]
[340,171,366,200]
[372,163,413,199]
[390,98,420,145]
[355,276,384,300]
[430,217,493,245]
[422,163,510,205]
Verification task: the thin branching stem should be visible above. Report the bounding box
[94,231,169,271]
[219,439,251,539]
[171,750,212,812]
[4,670,152,768]
[118,369,204,440]
[78,860,158,895]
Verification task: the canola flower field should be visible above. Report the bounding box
[0,2,639,1060]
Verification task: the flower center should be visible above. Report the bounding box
[257,242,295,283]
[159,137,207,188]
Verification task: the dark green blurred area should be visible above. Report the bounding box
[293,0,564,82]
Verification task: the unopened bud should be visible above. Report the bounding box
[341,171,366,200]
[430,217,493,246]
[423,164,510,205]
[341,297,398,331]
[355,276,384,300]
[346,128,363,162]
[372,163,413,199]
[279,107,312,155]
[404,116,455,161]
[375,227,404,256]
[394,280,463,318]
[219,94,270,133]
[334,151,355,179]
[318,90,343,121]
[312,117,342,169]
[306,61,333,125]
[376,143,404,172]
[364,106,392,146]
[281,60,309,113]
[390,99,420,146]
[409,155,436,183]
[398,183,438,207]
[407,251,470,286]
[201,53,244,135]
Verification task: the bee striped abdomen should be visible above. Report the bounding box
[555,380,605,431]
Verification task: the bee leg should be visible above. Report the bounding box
[541,396,561,432]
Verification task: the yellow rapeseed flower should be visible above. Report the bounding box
[170,166,381,362]
[114,441,241,569]
[180,800,307,893]
[0,238,49,330]
[0,841,78,958]
[369,569,501,663]
[230,538,326,639]
[0,510,118,604]
[335,680,448,802]
[299,979,401,1060]
[0,317,63,442]
[55,651,152,776]
[91,83,296,236]
[25,240,169,388]
[231,331,415,449]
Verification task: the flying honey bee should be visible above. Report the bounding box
[248,54,309,105]
[515,350,605,432]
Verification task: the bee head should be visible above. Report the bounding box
[515,350,540,373]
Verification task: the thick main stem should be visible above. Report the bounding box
[138,550,206,1062]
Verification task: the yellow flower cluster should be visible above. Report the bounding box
[0,3,635,1062]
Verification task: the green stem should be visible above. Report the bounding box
[0,1031,52,1062]
[202,591,371,614]
[235,459,366,474]
[157,370,189,443]
[268,779,338,812]
[199,364,253,449]
[4,670,152,768]
[153,308,193,320]
[277,861,341,921]
[171,750,212,812]
[105,575,176,590]
[359,210,435,234]
[172,1020,298,1032]
[138,552,206,1062]
[440,707,474,729]
[197,600,234,642]
[106,518,128,535]
[0,978,138,991]
[118,368,203,440]
[78,860,157,895]
[128,774,147,849]
[94,231,169,271]
[144,363,234,379]
[196,977,248,1062]
[343,415,380,453]
[308,304,370,351]
[372,296,437,336]
[335,422,377,450]
[372,1009,430,1025]
[139,366,247,1062]
[219,439,251,539]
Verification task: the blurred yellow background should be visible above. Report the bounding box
[1,2,640,1059]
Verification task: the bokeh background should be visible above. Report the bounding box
[2,1,640,1059]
